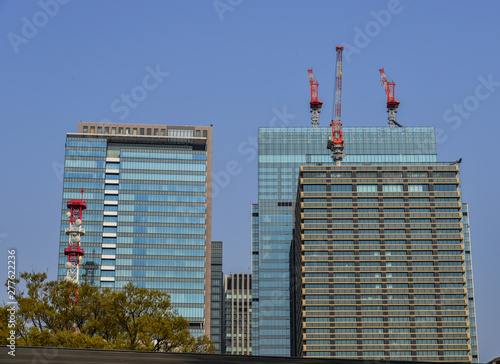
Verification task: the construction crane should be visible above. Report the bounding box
[327,46,345,165]
[379,68,402,128]
[308,68,323,128]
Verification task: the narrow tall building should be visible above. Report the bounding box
[224,273,252,355]
[58,122,213,337]
[291,164,474,362]
[211,241,224,353]
[252,127,478,361]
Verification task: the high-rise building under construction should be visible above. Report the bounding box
[252,127,478,362]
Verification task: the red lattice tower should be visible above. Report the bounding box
[64,187,86,286]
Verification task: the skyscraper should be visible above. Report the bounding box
[291,164,474,362]
[224,273,252,355]
[58,122,213,337]
[252,127,478,361]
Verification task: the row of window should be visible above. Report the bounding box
[305,250,462,256]
[304,184,457,192]
[305,327,467,333]
[303,171,456,179]
[305,305,466,311]
[303,261,462,267]
[120,161,206,172]
[304,239,461,245]
[304,218,459,223]
[304,229,461,234]
[121,150,206,160]
[115,258,204,267]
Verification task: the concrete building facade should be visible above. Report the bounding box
[224,273,252,355]
[291,164,474,362]
[210,241,224,353]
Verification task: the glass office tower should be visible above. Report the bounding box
[252,127,478,361]
[58,122,213,336]
[291,164,474,362]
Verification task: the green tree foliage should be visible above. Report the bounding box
[2,272,214,353]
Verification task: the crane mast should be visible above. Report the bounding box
[327,46,345,165]
[308,68,323,128]
[379,68,402,127]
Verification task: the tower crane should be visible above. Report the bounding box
[308,68,323,128]
[327,46,345,165]
[379,68,402,128]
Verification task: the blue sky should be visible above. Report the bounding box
[1,0,499,360]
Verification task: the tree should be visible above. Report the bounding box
[3,272,214,352]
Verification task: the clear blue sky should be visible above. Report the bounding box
[1,0,499,360]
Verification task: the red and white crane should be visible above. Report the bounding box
[308,68,323,128]
[379,68,402,128]
[327,46,345,165]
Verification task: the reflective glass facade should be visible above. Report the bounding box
[253,127,477,361]
[58,123,213,336]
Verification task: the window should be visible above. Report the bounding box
[385,208,404,212]
[104,127,109,134]
[331,185,352,191]
[147,128,152,135]
[385,218,405,223]
[133,128,137,135]
[410,208,430,212]
[357,185,377,192]
[408,184,429,191]
[97,126,102,133]
[304,185,326,191]
[360,294,382,299]
[382,171,402,178]
[411,218,431,223]
[388,316,409,321]
[119,127,123,134]
[384,197,404,202]
[433,171,456,178]
[434,184,457,191]
[356,171,377,178]
[361,317,383,322]
[386,250,406,255]
[359,251,380,256]
[386,262,407,267]
[83,126,88,133]
[408,171,429,177]
[383,184,403,192]
[359,219,378,223]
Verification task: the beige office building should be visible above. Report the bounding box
[291,164,476,362]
